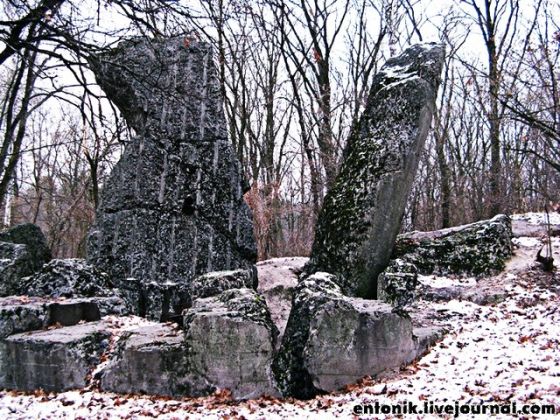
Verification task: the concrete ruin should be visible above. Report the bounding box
[1,41,511,401]
[86,38,257,320]
[305,43,446,299]
[0,224,51,296]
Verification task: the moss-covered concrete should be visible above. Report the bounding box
[306,43,445,298]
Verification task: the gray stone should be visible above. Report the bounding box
[20,259,115,298]
[377,259,418,310]
[0,223,51,269]
[91,296,130,317]
[100,324,186,396]
[47,300,101,326]
[0,297,45,339]
[0,296,126,339]
[393,214,513,276]
[102,289,280,400]
[256,257,307,343]
[419,284,507,305]
[87,37,257,320]
[183,288,280,399]
[306,43,445,298]
[511,215,560,237]
[118,278,189,322]
[273,273,417,398]
[0,224,52,296]
[0,321,110,391]
[189,268,257,301]
[0,243,33,296]
[413,326,445,356]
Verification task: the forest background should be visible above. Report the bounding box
[0,0,558,260]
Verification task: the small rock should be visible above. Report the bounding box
[189,268,258,300]
[19,259,115,298]
[377,259,418,309]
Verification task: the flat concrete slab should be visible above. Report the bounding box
[0,296,127,339]
[101,323,185,396]
[0,321,110,391]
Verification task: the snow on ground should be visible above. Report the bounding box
[511,212,560,226]
[1,230,559,419]
[418,274,477,289]
[513,237,543,248]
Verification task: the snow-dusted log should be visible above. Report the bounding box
[306,43,445,298]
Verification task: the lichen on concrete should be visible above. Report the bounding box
[305,43,446,299]
[86,37,257,320]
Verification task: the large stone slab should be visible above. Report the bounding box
[100,324,186,396]
[393,214,513,276]
[87,37,257,320]
[183,288,280,399]
[0,224,51,296]
[0,321,110,391]
[306,43,445,298]
[19,259,115,298]
[273,273,417,398]
[0,296,126,339]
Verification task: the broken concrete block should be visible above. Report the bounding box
[377,259,418,310]
[394,214,513,276]
[256,257,307,343]
[274,273,417,398]
[0,296,126,340]
[87,38,257,320]
[20,259,115,298]
[0,224,52,296]
[117,279,190,322]
[306,43,445,298]
[189,268,257,301]
[0,321,110,391]
[100,324,186,396]
[91,296,130,317]
[0,243,34,296]
[0,297,46,339]
[0,223,52,265]
[183,288,280,399]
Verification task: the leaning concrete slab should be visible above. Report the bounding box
[306,43,445,298]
